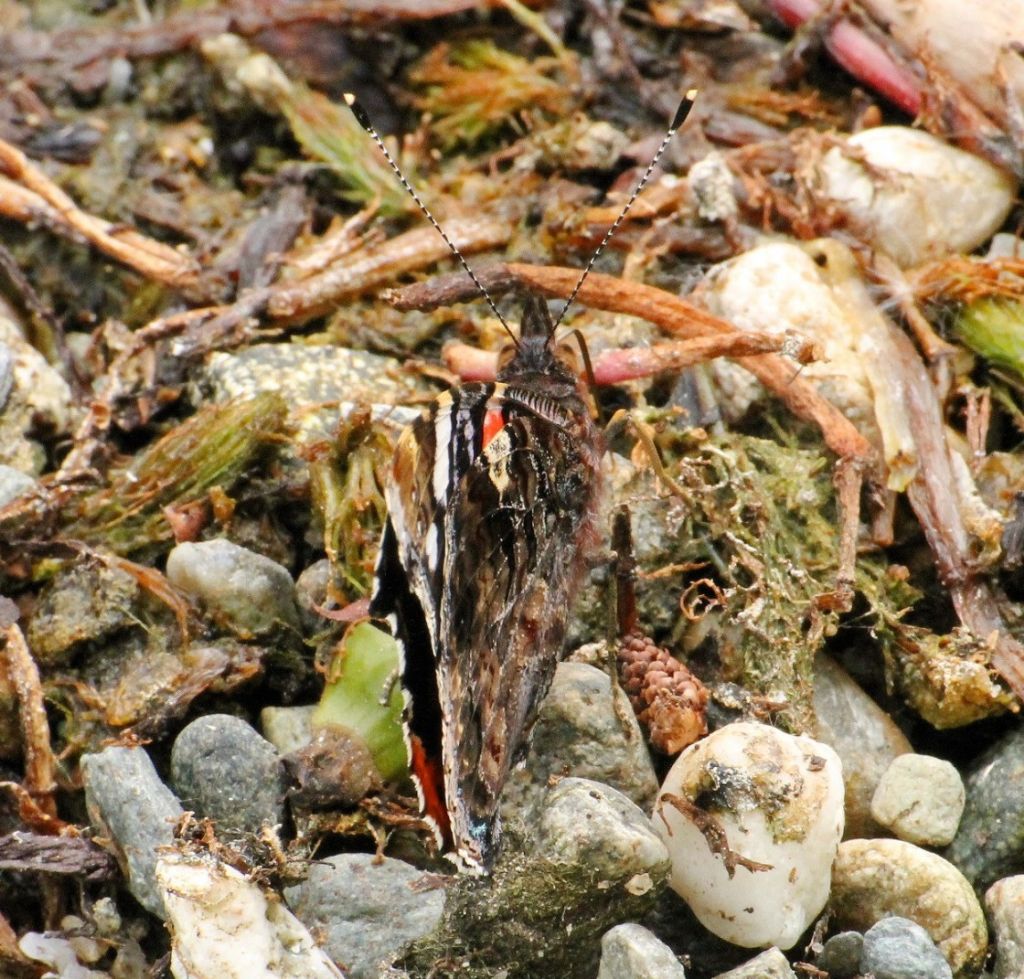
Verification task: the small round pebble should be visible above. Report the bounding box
[597,923,687,979]
[985,875,1024,979]
[81,746,184,918]
[171,714,286,836]
[861,916,953,979]
[818,931,864,978]
[830,838,987,977]
[870,754,965,846]
[711,947,796,978]
[165,539,299,636]
[260,704,315,756]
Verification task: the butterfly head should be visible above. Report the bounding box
[496,294,582,399]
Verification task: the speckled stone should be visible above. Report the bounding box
[195,344,424,442]
[871,754,965,846]
[711,947,796,978]
[503,662,659,827]
[830,838,987,977]
[813,653,912,838]
[284,853,445,979]
[597,923,687,978]
[171,714,286,836]
[947,725,1024,892]
[861,916,953,979]
[985,875,1024,979]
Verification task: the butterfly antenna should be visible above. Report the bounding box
[551,89,699,333]
[343,93,517,346]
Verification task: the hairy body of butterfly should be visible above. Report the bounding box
[370,295,604,870]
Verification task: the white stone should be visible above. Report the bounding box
[156,853,344,979]
[817,126,1016,267]
[870,753,965,846]
[652,721,844,950]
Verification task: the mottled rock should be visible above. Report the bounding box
[503,661,659,826]
[947,726,1024,892]
[157,853,342,978]
[830,838,987,977]
[711,947,796,978]
[165,539,299,636]
[171,714,286,836]
[81,746,184,917]
[260,704,315,756]
[653,722,844,950]
[284,853,445,979]
[535,778,669,880]
[860,916,953,979]
[404,778,670,978]
[27,562,140,666]
[871,754,965,846]
[985,875,1024,979]
[818,931,863,978]
[598,923,687,978]
[0,463,34,507]
[813,653,913,838]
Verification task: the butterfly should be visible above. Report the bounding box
[349,89,696,869]
[371,295,603,869]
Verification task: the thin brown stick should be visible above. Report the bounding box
[0,622,57,822]
[0,139,200,291]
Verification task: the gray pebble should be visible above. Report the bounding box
[260,704,315,756]
[534,778,669,882]
[861,916,953,979]
[0,463,34,508]
[503,661,659,829]
[712,947,795,978]
[165,539,299,636]
[284,853,445,979]
[81,746,184,917]
[818,931,863,978]
[871,754,965,846]
[598,923,686,978]
[947,725,1024,892]
[171,714,286,836]
[985,875,1024,979]
[813,653,912,838]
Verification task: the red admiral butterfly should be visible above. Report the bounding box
[347,90,695,870]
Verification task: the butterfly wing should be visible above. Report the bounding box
[376,380,602,868]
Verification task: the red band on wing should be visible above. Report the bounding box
[410,735,452,848]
